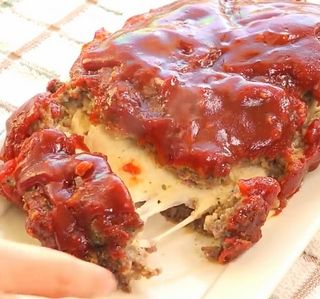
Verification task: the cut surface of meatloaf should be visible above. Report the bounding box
[1,0,320,290]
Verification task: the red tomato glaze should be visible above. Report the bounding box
[0,93,60,161]
[218,176,280,263]
[72,0,320,184]
[122,161,141,175]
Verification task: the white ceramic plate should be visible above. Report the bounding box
[1,130,320,299]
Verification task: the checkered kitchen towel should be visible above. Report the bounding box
[0,1,320,298]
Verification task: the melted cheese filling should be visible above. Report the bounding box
[71,111,267,239]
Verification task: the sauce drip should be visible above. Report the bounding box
[122,161,142,175]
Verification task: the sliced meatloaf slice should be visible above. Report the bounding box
[0,126,156,291]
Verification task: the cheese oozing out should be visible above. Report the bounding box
[71,111,267,240]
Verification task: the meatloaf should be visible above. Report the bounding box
[1,0,320,290]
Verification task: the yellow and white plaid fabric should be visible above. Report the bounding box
[0,1,320,298]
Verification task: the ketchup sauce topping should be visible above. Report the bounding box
[0,93,60,161]
[215,176,280,263]
[0,129,142,259]
[74,0,320,178]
